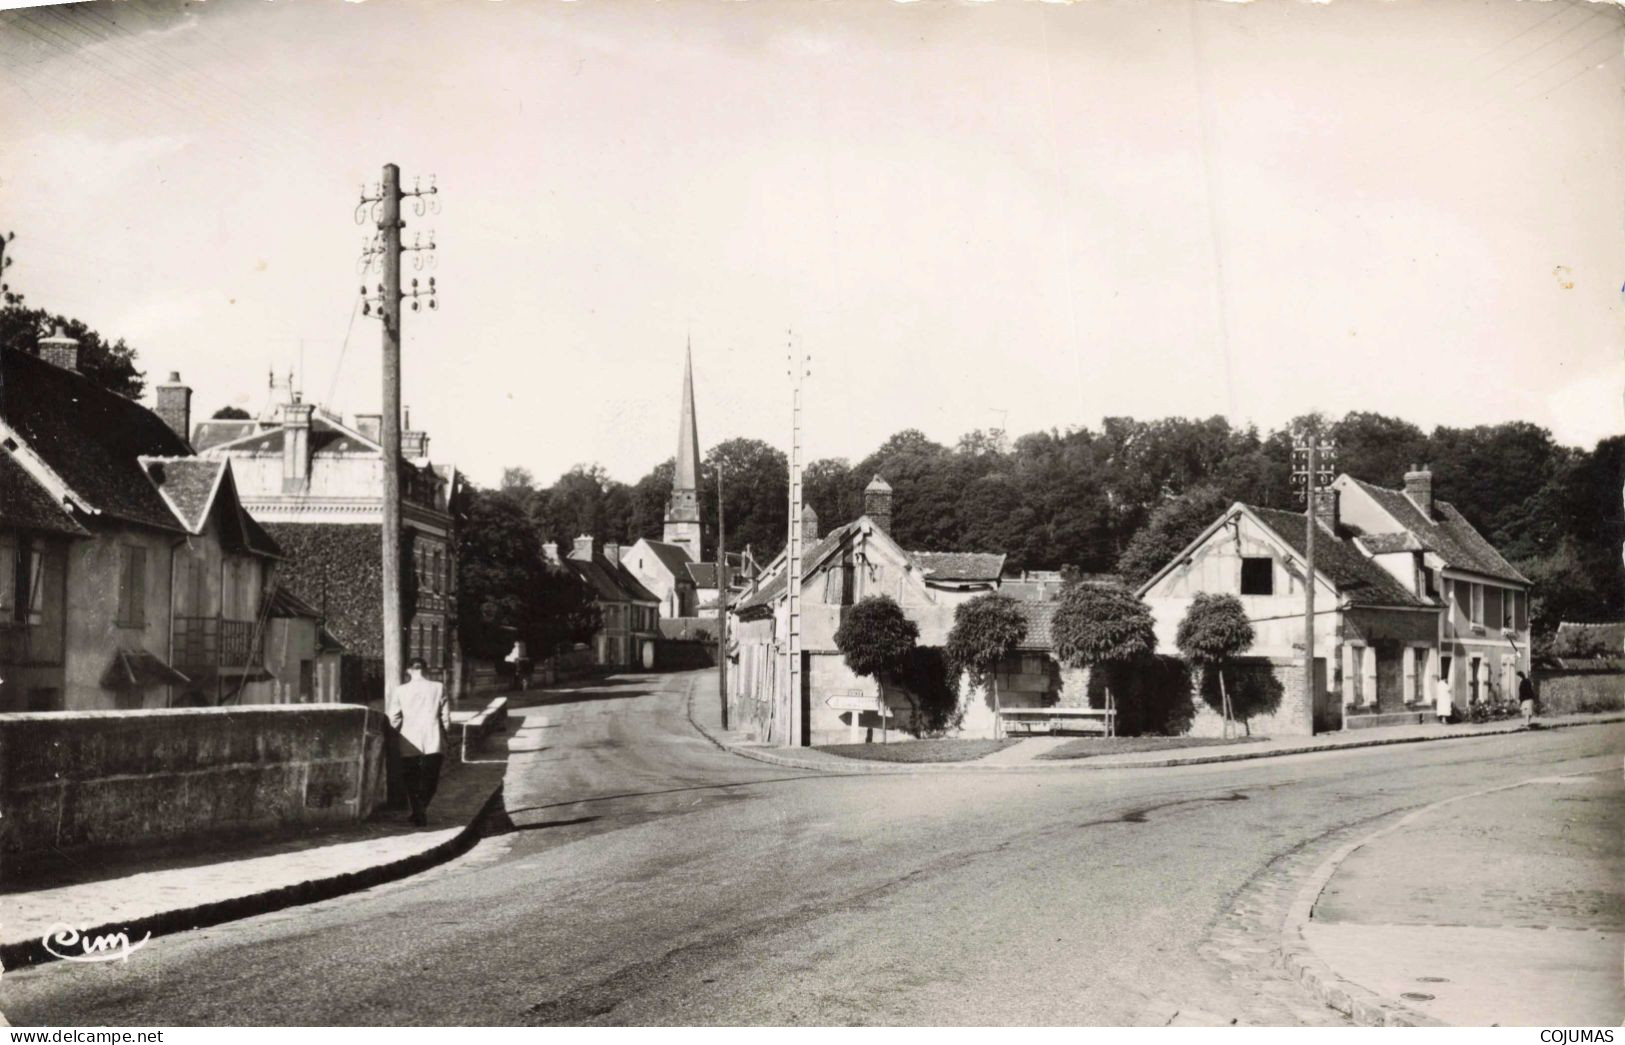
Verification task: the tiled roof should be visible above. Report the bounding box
[0,453,88,536]
[1249,506,1428,608]
[141,457,224,532]
[1,346,191,532]
[1015,601,1058,651]
[1555,621,1625,652]
[641,539,696,577]
[565,554,660,605]
[738,523,857,614]
[1356,532,1423,554]
[1345,477,1528,585]
[203,419,374,457]
[191,418,259,452]
[687,562,718,587]
[909,551,1006,583]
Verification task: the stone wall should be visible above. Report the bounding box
[1186,656,1315,738]
[1533,668,1623,716]
[0,704,387,857]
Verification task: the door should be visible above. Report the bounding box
[1311,657,1338,733]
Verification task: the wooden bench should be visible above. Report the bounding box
[998,706,1116,737]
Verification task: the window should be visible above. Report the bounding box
[1469,656,1481,703]
[1240,557,1274,596]
[1419,566,1437,599]
[117,545,147,628]
[3,538,46,626]
[431,550,442,593]
[1469,583,1484,627]
[1502,589,1516,630]
[298,659,315,702]
[430,623,441,669]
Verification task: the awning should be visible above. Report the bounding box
[185,664,275,685]
[100,650,191,690]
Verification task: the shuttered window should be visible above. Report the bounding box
[117,545,147,628]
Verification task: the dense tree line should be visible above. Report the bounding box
[501,412,1621,637]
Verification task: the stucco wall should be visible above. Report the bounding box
[62,524,177,712]
[0,704,387,857]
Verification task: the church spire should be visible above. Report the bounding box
[663,339,703,558]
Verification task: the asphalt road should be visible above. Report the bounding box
[4,669,1620,1026]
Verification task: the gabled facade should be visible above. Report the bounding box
[0,343,290,711]
[620,538,698,618]
[553,536,661,669]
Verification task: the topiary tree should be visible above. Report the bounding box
[1050,583,1158,736]
[1175,592,1255,738]
[833,594,918,693]
[946,593,1028,739]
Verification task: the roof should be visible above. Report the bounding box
[266,584,325,619]
[1555,621,1625,649]
[202,417,377,457]
[564,553,660,605]
[909,551,1006,584]
[0,453,88,536]
[1344,476,1528,585]
[687,562,719,587]
[1356,532,1424,554]
[191,418,259,452]
[99,649,190,690]
[141,457,225,531]
[1,345,191,532]
[1015,601,1058,651]
[639,539,696,578]
[688,553,757,588]
[1249,506,1428,608]
[737,523,858,615]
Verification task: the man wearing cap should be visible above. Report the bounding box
[387,657,450,826]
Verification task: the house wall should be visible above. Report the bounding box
[1184,656,1318,738]
[0,532,70,712]
[1438,573,1529,710]
[62,524,178,712]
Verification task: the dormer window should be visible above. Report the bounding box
[1419,565,1437,599]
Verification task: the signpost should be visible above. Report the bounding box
[825,691,889,742]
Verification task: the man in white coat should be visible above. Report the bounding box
[387,656,450,826]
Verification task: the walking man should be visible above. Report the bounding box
[388,656,450,826]
[1517,669,1538,728]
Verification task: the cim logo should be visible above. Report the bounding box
[41,923,151,964]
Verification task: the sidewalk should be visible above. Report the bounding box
[1,718,510,970]
[1296,772,1625,1026]
[687,683,1625,774]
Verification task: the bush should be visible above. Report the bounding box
[833,595,919,681]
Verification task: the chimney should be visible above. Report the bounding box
[1403,464,1433,518]
[155,371,193,443]
[570,535,594,562]
[542,541,560,565]
[1312,488,1340,532]
[38,327,79,372]
[354,413,382,442]
[604,540,621,566]
[863,475,893,534]
[401,429,429,458]
[801,503,820,544]
[282,395,314,492]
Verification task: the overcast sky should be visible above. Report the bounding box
[1,0,1620,487]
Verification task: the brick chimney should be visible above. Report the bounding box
[603,540,621,565]
[354,413,382,442]
[570,535,595,562]
[863,475,893,534]
[282,395,314,492]
[155,371,192,443]
[38,327,79,371]
[1403,464,1433,518]
[542,541,561,565]
[1312,488,1340,532]
[801,503,820,544]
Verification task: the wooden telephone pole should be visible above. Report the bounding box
[784,341,811,747]
[717,469,729,729]
[1293,428,1336,726]
[357,166,438,698]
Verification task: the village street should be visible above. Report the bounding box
[3,669,1620,1027]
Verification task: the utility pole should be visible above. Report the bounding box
[358,166,438,701]
[785,339,811,747]
[717,468,729,730]
[0,229,16,302]
[1292,427,1336,728]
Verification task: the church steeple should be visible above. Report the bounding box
[663,339,703,558]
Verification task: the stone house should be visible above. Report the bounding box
[0,339,297,711]
[196,386,464,701]
[730,476,1005,745]
[1137,466,1530,736]
[619,537,699,618]
[551,537,661,670]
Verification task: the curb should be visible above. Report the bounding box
[684,685,1624,776]
[0,782,507,972]
[1276,771,1592,1026]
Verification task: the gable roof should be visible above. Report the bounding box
[909,551,1006,584]
[139,456,280,557]
[202,416,378,457]
[1555,621,1625,654]
[564,554,661,605]
[0,453,89,536]
[1342,476,1528,585]
[1,346,191,532]
[191,418,259,452]
[1247,506,1428,608]
[638,539,696,578]
[737,522,859,615]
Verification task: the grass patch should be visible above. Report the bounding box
[816,738,1021,763]
[1039,735,1268,761]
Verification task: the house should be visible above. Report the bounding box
[730,475,1006,745]
[1137,466,1530,735]
[551,537,661,669]
[686,548,761,613]
[0,338,298,711]
[196,381,464,702]
[620,538,699,618]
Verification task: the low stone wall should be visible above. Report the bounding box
[1534,668,1623,716]
[0,705,388,857]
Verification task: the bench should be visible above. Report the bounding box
[457,695,509,762]
[998,706,1116,737]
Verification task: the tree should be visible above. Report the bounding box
[1049,583,1158,735]
[0,303,145,397]
[1115,485,1234,588]
[945,593,1028,739]
[702,438,788,559]
[832,595,918,683]
[212,405,251,420]
[500,467,536,495]
[1174,593,1255,738]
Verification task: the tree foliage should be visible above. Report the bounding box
[1116,485,1235,588]
[945,593,1029,685]
[1174,593,1255,667]
[1050,583,1158,668]
[832,595,919,681]
[1,303,145,398]
[212,405,251,420]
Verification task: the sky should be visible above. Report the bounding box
[0,0,1620,489]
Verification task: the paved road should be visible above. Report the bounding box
[4,670,1619,1026]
